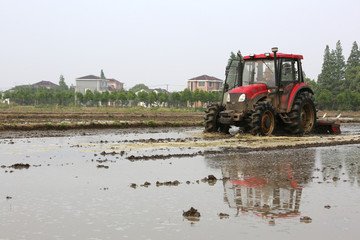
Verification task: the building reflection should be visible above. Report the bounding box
[205,149,316,219]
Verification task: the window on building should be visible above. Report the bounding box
[216,82,220,90]
[198,82,205,87]
[208,82,213,88]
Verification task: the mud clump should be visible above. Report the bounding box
[9,163,30,169]
[130,183,137,189]
[324,205,331,209]
[269,218,276,225]
[219,213,229,219]
[127,152,201,161]
[100,151,117,156]
[96,165,109,169]
[183,207,201,218]
[208,175,217,181]
[140,181,151,187]
[201,175,217,185]
[300,216,312,223]
[156,180,180,186]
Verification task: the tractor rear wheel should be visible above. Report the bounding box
[287,92,316,134]
[204,103,228,133]
[250,102,276,136]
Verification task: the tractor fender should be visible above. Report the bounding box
[251,93,268,108]
[286,83,314,112]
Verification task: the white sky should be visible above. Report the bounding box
[0,0,359,92]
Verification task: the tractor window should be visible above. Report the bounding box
[242,59,275,87]
[280,59,299,82]
[225,60,239,91]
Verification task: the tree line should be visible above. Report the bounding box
[0,81,222,108]
[306,40,360,110]
[2,42,359,111]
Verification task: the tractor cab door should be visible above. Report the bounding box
[279,59,300,110]
[222,60,240,105]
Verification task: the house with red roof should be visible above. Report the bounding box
[187,74,223,92]
[32,81,59,89]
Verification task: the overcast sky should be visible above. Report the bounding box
[0,0,359,92]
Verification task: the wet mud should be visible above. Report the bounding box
[1,124,360,239]
[183,207,201,218]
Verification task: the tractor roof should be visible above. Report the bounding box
[243,53,303,60]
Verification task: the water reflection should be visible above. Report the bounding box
[206,149,316,219]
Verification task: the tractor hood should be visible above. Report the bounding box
[229,84,268,99]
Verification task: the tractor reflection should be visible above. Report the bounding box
[207,149,315,219]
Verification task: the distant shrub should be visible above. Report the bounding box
[146,120,157,127]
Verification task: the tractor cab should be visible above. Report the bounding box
[222,49,306,112]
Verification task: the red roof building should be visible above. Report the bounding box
[187,74,223,92]
[32,81,59,89]
[107,78,124,91]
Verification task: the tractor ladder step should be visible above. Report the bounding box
[279,113,292,124]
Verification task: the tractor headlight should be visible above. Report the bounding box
[238,93,246,102]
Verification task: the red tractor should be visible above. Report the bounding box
[205,47,317,135]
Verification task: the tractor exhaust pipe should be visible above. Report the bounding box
[272,47,279,86]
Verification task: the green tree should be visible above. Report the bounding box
[316,89,334,110]
[180,88,193,107]
[348,66,360,92]
[137,91,149,106]
[304,77,319,94]
[126,91,136,106]
[117,90,128,106]
[58,74,69,91]
[3,91,11,100]
[55,91,66,105]
[84,90,94,105]
[101,91,109,106]
[337,89,353,110]
[65,91,74,106]
[346,41,360,70]
[333,40,346,93]
[317,45,332,90]
[227,50,242,66]
[130,84,149,93]
[193,89,201,107]
[148,91,157,107]
[76,92,84,105]
[109,91,117,106]
[93,91,102,106]
[169,92,181,107]
[100,69,106,79]
[317,42,345,95]
[157,92,169,107]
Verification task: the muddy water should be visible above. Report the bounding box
[1,125,360,240]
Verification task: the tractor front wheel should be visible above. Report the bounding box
[204,103,228,133]
[250,102,276,136]
[287,92,316,134]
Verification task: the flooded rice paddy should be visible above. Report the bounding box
[1,124,360,239]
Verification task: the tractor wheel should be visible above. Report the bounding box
[250,102,276,136]
[287,92,316,134]
[204,103,228,133]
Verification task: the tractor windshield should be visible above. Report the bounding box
[242,59,275,87]
[224,60,239,91]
